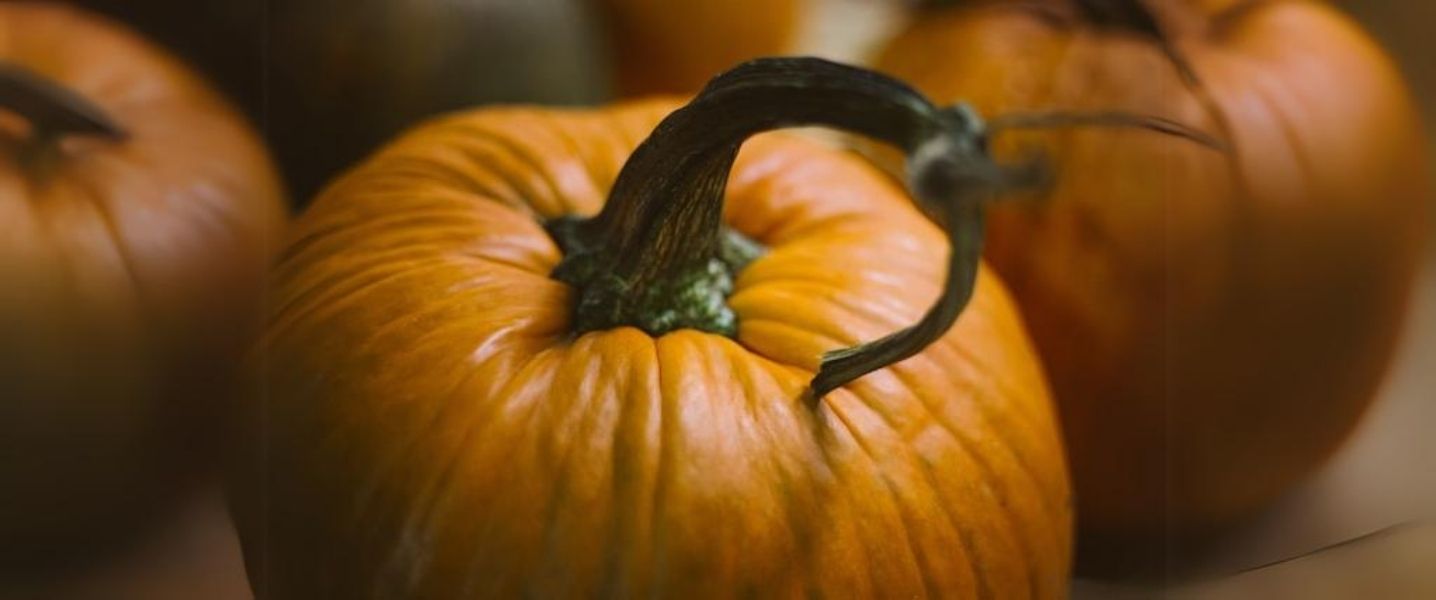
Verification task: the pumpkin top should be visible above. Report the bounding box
[278,97,994,396]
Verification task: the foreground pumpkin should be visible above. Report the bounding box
[593,0,804,96]
[0,4,285,559]
[879,0,1429,548]
[236,58,1074,597]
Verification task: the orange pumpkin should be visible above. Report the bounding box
[878,0,1430,546]
[0,3,285,559]
[594,0,804,96]
[235,59,1073,597]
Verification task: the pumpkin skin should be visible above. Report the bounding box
[0,4,285,556]
[236,99,1073,597]
[878,0,1430,539]
[594,0,804,96]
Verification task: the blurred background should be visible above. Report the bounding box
[0,0,1430,597]
[1074,1,1436,595]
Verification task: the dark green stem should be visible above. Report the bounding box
[550,57,966,336]
[549,57,1022,399]
[550,57,1221,401]
[808,134,995,399]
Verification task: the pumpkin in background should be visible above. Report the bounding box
[234,59,1073,597]
[75,0,608,201]
[0,3,285,563]
[593,0,804,96]
[878,0,1429,550]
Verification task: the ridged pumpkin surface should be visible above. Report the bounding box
[238,100,1073,597]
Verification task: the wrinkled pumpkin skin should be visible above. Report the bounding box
[594,0,803,96]
[236,100,1073,597]
[879,0,1429,537]
[0,4,285,557]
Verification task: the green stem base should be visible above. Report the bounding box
[547,215,763,338]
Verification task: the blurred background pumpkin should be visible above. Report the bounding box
[877,0,1429,576]
[72,0,813,202]
[74,0,610,201]
[0,0,285,575]
[592,0,804,96]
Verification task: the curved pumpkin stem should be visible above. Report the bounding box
[807,117,1005,400]
[1069,0,1245,154]
[550,57,1022,400]
[0,63,127,147]
[986,110,1227,151]
[548,57,1216,403]
[550,57,977,340]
